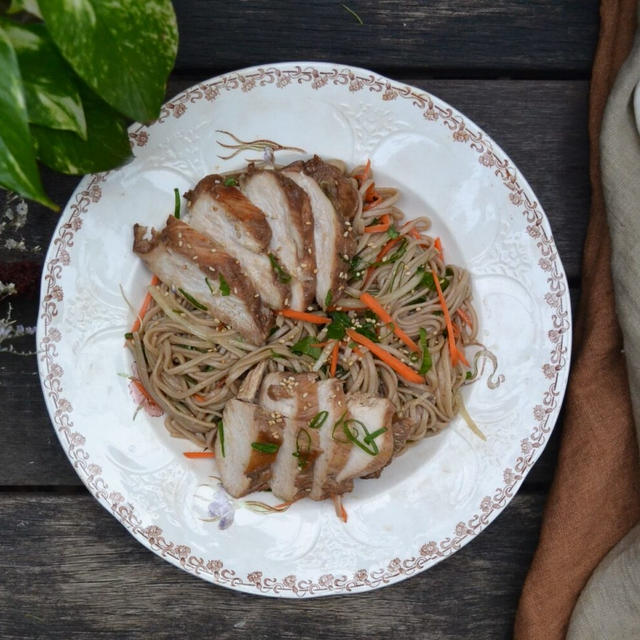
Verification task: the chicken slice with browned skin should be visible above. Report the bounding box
[335,393,395,484]
[184,175,286,309]
[258,372,321,501]
[133,216,273,344]
[215,399,284,498]
[282,167,355,308]
[240,169,316,310]
[309,379,353,500]
[286,155,359,222]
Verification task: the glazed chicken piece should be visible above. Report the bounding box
[282,167,355,309]
[258,372,321,501]
[184,175,287,309]
[215,399,284,497]
[335,393,395,484]
[132,216,273,344]
[287,155,359,222]
[240,169,316,311]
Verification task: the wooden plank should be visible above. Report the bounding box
[0,79,585,486]
[0,492,543,638]
[171,1,598,75]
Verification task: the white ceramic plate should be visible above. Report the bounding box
[37,62,571,597]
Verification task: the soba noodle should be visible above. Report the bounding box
[127,163,478,456]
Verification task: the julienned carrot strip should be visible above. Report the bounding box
[363,192,382,210]
[346,329,424,384]
[364,214,391,233]
[408,227,423,241]
[434,237,444,261]
[457,308,473,328]
[183,451,215,459]
[359,292,420,353]
[332,494,348,523]
[330,341,340,376]
[131,378,159,407]
[354,159,371,186]
[193,393,206,403]
[131,275,160,333]
[431,267,459,367]
[279,309,331,324]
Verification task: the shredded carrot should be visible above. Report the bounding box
[457,308,473,328]
[434,237,444,261]
[363,192,382,210]
[183,451,215,459]
[431,267,460,367]
[346,329,424,384]
[332,494,348,523]
[364,236,401,285]
[330,340,340,376]
[131,378,159,407]
[351,345,364,357]
[364,214,391,233]
[353,159,371,186]
[131,275,160,333]
[360,292,420,353]
[407,227,423,241]
[193,393,206,403]
[279,309,331,324]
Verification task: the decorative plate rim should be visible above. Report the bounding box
[36,61,572,598]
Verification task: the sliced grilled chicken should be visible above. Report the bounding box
[282,168,355,308]
[133,216,273,344]
[335,393,395,484]
[258,372,321,501]
[184,175,286,309]
[240,169,316,310]
[309,379,353,500]
[215,399,284,498]
[286,155,359,222]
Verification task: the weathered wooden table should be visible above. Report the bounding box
[0,2,597,637]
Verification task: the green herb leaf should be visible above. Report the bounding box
[251,441,279,455]
[178,288,208,311]
[353,312,379,342]
[465,371,473,380]
[38,0,177,123]
[416,266,449,292]
[218,420,225,457]
[418,327,432,375]
[218,274,230,296]
[324,289,333,308]
[8,0,42,17]
[309,411,329,429]
[223,176,238,187]
[124,332,133,340]
[0,25,57,210]
[1,20,86,138]
[290,336,323,359]
[30,83,131,174]
[173,187,180,218]
[387,226,400,239]
[326,310,351,340]
[269,349,286,359]
[268,252,292,284]
[348,254,364,281]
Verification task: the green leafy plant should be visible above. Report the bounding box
[0,0,178,210]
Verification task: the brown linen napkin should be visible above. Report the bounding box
[513,1,640,638]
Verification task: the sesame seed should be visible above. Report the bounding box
[178,241,183,247]
[313,268,318,274]
[254,293,260,298]
[307,306,314,311]
[208,266,215,272]
[307,247,312,254]
[192,255,198,261]
[187,243,192,249]
[233,287,238,294]
[343,231,349,237]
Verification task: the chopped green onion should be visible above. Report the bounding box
[173,188,181,218]
[325,289,333,308]
[223,177,238,187]
[387,226,400,239]
[251,442,279,454]
[465,371,473,380]
[292,428,312,469]
[342,419,381,455]
[219,274,230,296]
[218,420,225,457]
[268,253,292,283]
[291,336,323,359]
[178,288,208,310]
[418,328,432,375]
[309,411,329,429]
[124,332,133,340]
[364,427,388,444]
[204,277,214,294]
